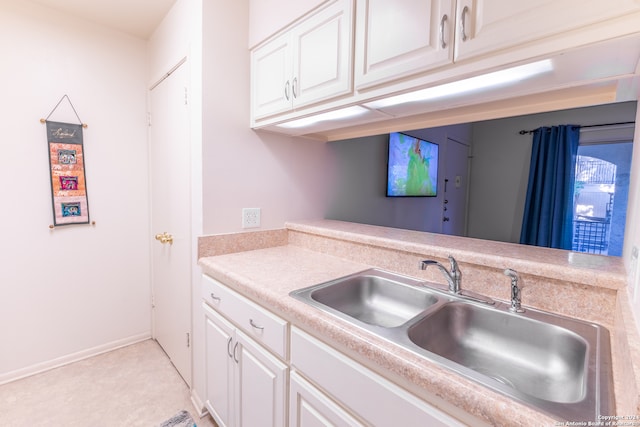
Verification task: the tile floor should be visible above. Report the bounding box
[0,340,217,427]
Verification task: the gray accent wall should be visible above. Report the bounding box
[325,101,637,248]
[469,101,637,244]
[325,124,472,232]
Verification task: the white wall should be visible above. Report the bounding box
[149,0,332,408]
[0,1,151,382]
[325,124,472,232]
[468,101,637,243]
[201,1,330,236]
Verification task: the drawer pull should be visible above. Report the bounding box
[210,292,221,301]
[227,337,233,358]
[249,319,265,331]
[460,5,470,42]
[233,342,239,363]
[440,14,448,49]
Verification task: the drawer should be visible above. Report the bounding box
[202,274,288,359]
[291,327,466,427]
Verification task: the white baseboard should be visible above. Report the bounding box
[0,332,151,385]
[190,389,208,418]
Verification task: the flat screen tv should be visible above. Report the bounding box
[386,132,439,197]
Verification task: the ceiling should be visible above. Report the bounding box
[29,0,176,39]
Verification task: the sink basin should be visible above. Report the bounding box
[408,302,587,403]
[290,269,440,328]
[290,269,614,422]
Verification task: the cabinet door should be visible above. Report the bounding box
[292,0,354,109]
[249,0,327,48]
[203,303,235,427]
[251,31,294,120]
[291,328,466,427]
[355,0,454,90]
[290,371,365,427]
[454,0,640,61]
[236,330,288,427]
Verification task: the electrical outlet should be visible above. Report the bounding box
[242,208,261,229]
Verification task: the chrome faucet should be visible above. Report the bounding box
[420,255,494,305]
[420,255,462,294]
[504,268,525,313]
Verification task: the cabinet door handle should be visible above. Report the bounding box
[460,6,470,42]
[227,337,233,358]
[233,341,239,364]
[284,80,290,100]
[440,14,448,49]
[210,292,221,302]
[249,318,264,331]
[292,77,298,99]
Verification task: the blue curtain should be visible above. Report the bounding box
[520,125,580,249]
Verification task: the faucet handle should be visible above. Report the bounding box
[419,258,460,294]
[504,268,525,313]
[448,255,461,280]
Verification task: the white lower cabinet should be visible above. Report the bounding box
[236,329,288,427]
[204,303,234,426]
[290,371,365,427]
[290,327,467,427]
[201,273,471,427]
[203,297,288,427]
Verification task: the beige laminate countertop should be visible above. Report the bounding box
[198,219,637,426]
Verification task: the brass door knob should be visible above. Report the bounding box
[154,232,173,244]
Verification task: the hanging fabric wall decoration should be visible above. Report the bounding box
[42,95,91,227]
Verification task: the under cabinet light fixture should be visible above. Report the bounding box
[276,106,369,129]
[363,59,554,109]
[274,60,553,129]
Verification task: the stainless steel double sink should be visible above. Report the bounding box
[290,268,614,422]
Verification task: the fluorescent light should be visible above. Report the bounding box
[364,59,554,109]
[276,106,369,129]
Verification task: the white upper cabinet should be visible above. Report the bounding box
[355,0,640,90]
[251,0,354,121]
[355,0,455,90]
[251,32,293,120]
[249,0,327,48]
[294,1,354,109]
[454,0,640,61]
[250,0,640,135]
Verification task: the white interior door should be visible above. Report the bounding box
[442,137,470,236]
[149,60,191,385]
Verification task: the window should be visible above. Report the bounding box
[572,142,633,256]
